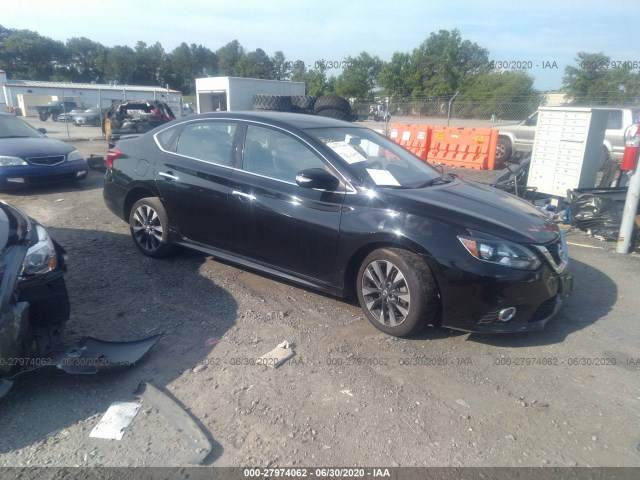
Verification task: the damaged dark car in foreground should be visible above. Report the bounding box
[104,112,573,337]
[0,200,159,397]
[0,200,69,395]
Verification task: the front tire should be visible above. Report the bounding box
[495,137,512,163]
[356,248,438,337]
[129,197,174,258]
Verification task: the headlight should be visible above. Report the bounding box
[0,156,28,166]
[458,233,541,270]
[66,150,84,162]
[22,224,57,275]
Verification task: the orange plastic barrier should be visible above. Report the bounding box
[427,127,498,170]
[389,124,432,161]
[390,124,498,169]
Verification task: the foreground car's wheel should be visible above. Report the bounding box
[356,248,438,336]
[495,137,512,163]
[129,197,173,258]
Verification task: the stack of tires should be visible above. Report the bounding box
[252,93,353,122]
[313,94,352,121]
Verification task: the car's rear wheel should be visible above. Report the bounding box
[495,137,512,163]
[129,197,174,258]
[356,248,438,337]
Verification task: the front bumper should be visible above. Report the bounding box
[0,160,88,188]
[434,259,573,334]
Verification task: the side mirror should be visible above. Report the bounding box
[296,168,340,191]
[38,128,47,134]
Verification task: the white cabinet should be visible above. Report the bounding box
[527,107,608,196]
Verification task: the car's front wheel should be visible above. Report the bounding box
[356,248,439,337]
[495,137,512,163]
[129,197,174,258]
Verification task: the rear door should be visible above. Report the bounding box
[154,119,239,248]
[227,123,346,284]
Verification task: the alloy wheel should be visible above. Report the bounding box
[361,260,411,327]
[132,204,164,253]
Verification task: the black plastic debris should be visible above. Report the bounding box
[567,188,633,241]
[57,334,161,374]
[135,382,212,464]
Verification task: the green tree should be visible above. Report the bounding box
[458,71,540,119]
[378,52,413,95]
[334,52,384,98]
[104,45,136,84]
[65,37,105,82]
[303,64,333,96]
[216,40,245,76]
[563,52,640,104]
[1,29,66,80]
[271,51,291,80]
[235,48,273,79]
[410,29,489,95]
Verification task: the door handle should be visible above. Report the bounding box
[159,171,179,181]
[231,190,256,201]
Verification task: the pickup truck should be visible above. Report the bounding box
[35,101,80,121]
[495,107,640,163]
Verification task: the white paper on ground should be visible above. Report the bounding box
[89,401,141,440]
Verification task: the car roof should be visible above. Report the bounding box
[184,111,362,130]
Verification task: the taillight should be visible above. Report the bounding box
[106,148,122,168]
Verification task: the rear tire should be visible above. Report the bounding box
[129,197,174,258]
[356,248,438,337]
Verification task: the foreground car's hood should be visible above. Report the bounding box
[0,137,75,159]
[383,178,559,244]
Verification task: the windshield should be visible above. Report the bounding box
[305,126,443,189]
[0,115,44,139]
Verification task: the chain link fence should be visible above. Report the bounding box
[351,95,640,125]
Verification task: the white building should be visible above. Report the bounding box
[195,76,305,112]
[1,75,183,117]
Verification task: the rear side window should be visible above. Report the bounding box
[174,121,237,166]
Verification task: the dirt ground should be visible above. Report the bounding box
[0,120,638,469]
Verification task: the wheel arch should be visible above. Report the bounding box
[123,186,162,221]
[342,237,441,300]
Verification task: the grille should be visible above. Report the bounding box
[27,172,77,184]
[27,155,65,166]
[529,296,558,323]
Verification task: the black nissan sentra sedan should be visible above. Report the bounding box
[103,112,572,337]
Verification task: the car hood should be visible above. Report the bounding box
[0,137,75,159]
[382,178,559,245]
[0,201,30,252]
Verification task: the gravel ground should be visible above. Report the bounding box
[0,121,638,469]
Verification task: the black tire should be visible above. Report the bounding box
[356,248,439,337]
[316,108,352,122]
[290,95,316,110]
[252,94,292,112]
[495,137,512,163]
[39,112,48,121]
[314,94,351,116]
[51,113,59,122]
[599,147,612,172]
[129,197,174,258]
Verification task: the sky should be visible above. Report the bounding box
[2,0,639,91]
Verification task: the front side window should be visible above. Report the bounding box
[306,126,442,188]
[174,121,236,166]
[243,125,327,182]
